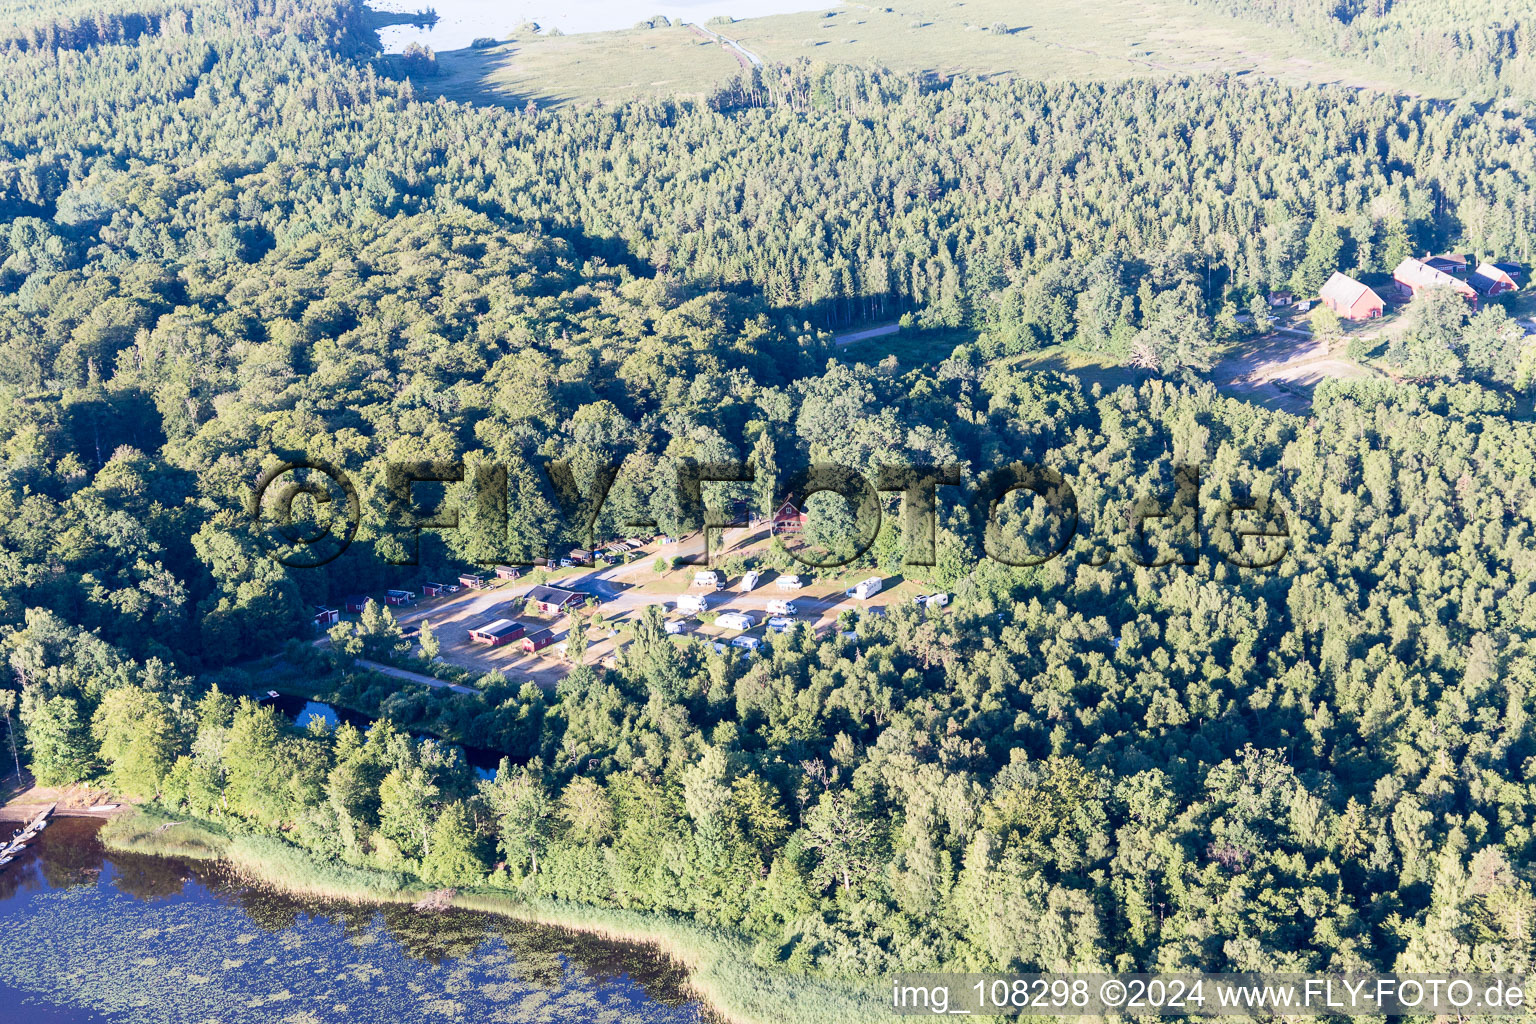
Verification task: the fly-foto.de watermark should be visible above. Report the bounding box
[249,456,1291,571]
[889,973,1532,1016]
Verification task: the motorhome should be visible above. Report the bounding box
[741,570,761,591]
[846,577,882,600]
[677,594,709,614]
[766,599,797,616]
[693,570,725,590]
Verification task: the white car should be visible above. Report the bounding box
[767,616,795,632]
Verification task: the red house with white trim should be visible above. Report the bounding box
[1470,262,1517,297]
[771,498,804,536]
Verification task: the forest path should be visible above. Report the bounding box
[834,322,900,346]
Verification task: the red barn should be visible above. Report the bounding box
[385,589,415,607]
[1318,272,1384,320]
[1425,253,1471,277]
[771,498,804,536]
[1394,258,1478,306]
[493,565,522,580]
[313,607,339,629]
[469,619,525,646]
[344,595,368,614]
[1470,262,1517,297]
[522,628,556,653]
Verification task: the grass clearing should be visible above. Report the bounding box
[413,0,1430,108]
[425,27,743,107]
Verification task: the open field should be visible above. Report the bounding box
[410,0,1426,108]
[424,28,744,107]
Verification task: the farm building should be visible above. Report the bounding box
[493,565,522,580]
[522,628,556,653]
[344,594,368,613]
[771,498,804,535]
[313,607,339,629]
[422,582,453,597]
[1318,272,1384,320]
[1494,262,1524,281]
[469,619,525,646]
[458,573,489,590]
[385,589,415,606]
[1425,253,1471,276]
[1268,290,1293,307]
[526,585,586,615]
[1470,262,1518,297]
[1393,257,1478,305]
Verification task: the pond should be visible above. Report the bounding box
[366,0,836,54]
[0,817,711,1024]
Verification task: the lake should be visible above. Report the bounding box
[366,0,836,53]
[0,817,710,1024]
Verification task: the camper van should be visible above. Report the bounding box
[677,594,709,615]
[716,611,756,631]
[692,570,725,590]
[765,599,797,616]
[846,577,883,600]
[775,574,803,591]
[741,570,761,592]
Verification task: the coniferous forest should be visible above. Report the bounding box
[4,0,1536,1005]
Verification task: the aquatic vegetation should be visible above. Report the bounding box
[0,821,710,1024]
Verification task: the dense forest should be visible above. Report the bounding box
[3,0,1536,989]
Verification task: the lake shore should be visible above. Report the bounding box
[101,806,887,1024]
[0,781,128,822]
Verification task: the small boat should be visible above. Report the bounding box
[28,819,46,832]
[0,857,12,867]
